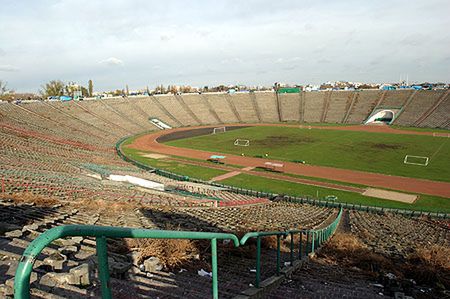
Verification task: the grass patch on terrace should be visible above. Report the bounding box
[221,173,450,213]
[165,126,450,182]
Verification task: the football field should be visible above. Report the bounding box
[164,126,450,182]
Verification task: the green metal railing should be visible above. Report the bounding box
[14,225,239,299]
[240,208,342,288]
[15,209,342,297]
[240,231,287,287]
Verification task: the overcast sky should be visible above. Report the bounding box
[1,0,449,92]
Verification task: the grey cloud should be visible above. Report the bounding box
[0,0,449,92]
[401,35,424,46]
[317,59,331,64]
[0,65,19,72]
[99,57,124,66]
[160,34,174,42]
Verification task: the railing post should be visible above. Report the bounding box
[289,232,294,265]
[306,231,310,254]
[311,232,315,254]
[276,235,281,275]
[299,232,303,259]
[256,237,261,288]
[211,238,219,299]
[96,236,112,299]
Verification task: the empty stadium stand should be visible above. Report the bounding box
[181,94,220,125]
[254,92,280,122]
[229,93,259,123]
[394,90,448,127]
[204,93,240,123]
[155,95,200,126]
[0,89,449,298]
[303,92,325,122]
[278,93,300,122]
[323,91,353,123]
[345,90,380,124]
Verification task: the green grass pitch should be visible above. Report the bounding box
[165,126,450,182]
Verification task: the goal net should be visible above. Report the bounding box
[212,127,226,134]
[403,155,429,166]
[234,139,250,146]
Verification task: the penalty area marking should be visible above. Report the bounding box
[404,155,429,166]
[404,137,448,166]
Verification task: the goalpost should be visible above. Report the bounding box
[234,139,250,146]
[404,155,429,166]
[212,127,226,134]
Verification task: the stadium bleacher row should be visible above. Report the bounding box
[135,90,448,128]
[0,90,449,298]
[1,90,449,130]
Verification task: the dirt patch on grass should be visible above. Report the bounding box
[255,135,316,147]
[369,143,405,150]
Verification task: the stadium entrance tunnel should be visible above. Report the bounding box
[365,109,397,125]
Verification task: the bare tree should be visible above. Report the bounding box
[0,80,9,95]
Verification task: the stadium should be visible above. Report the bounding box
[0,89,449,298]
